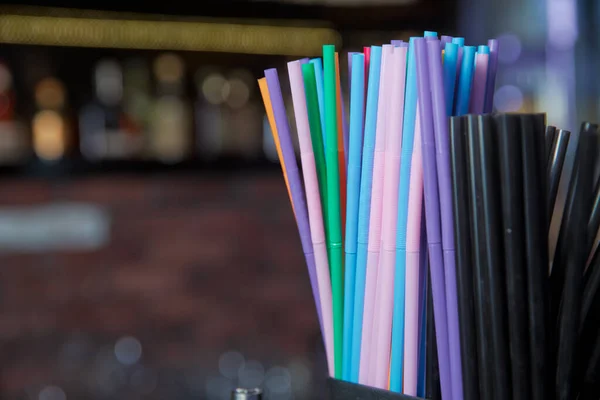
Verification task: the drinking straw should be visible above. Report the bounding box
[546,125,557,162]
[519,114,550,400]
[452,37,465,47]
[443,42,459,116]
[469,51,489,114]
[474,115,512,400]
[360,44,393,385]
[449,116,480,400]
[310,58,327,151]
[484,39,499,113]
[455,46,476,116]
[287,60,335,376]
[414,37,452,400]
[258,78,294,215]
[427,39,463,400]
[556,123,598,400]
[495,113,530,400]
[581,244,600,333]
[302,63,329,238]
[263,68,324,344]
[417,224,429,398]
[350,45,382,384]
[441,35,453,50]
[426,270,442,400]
[373,44,407,390]
[342,52,365,381]
[335,53,348,241]
[403,106,424,396]
[586,177,600,260]
[548,129,571,222]
[390,37,419,393]
[424,31,438,38]
[348,52,357,91]
[322,44,343,379]
[581,332,600,400]
[364,46,371,101]
[465,114,494,400]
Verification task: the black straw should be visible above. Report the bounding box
[547,129,571,222]
[495,113,530,400]
[555,122,598,400]
[546,125,557,163]
[519,114,550,400]
[449,116,479,400]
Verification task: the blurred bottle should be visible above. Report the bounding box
[32,77,73,162]
[149,53,192,164]
[194,68,225,160]
[0,61,28,164]
[223,69,262,160]
[231,388,262,400]
[79,59,144,161]
[123,58,152,156]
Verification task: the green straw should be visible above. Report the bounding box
[302,63,329,243]
[324,44,343,378]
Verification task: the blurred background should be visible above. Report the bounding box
[0,0,597,399]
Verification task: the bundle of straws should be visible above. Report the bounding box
[259,25,600,399]
[257,30,501,399]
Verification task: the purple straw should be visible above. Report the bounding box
[414,37,453,400]
[484,39,499,113]
[264,68,324,333]
[441,35,453,51]
[469,52,489,114]
[427,39,464,400]
[391,40,404,46]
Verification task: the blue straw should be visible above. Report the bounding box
[452,37,465,47]
[343,52,365,381]
[443,43,459,116]
[424,31,438,38]
[310,58,327,152]
[454,46,476,116]
[389,37,419,392]
[350,45,382,383]
[478,45,490,54]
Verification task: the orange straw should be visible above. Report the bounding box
[335,53,347,241]
[258,78,295,215]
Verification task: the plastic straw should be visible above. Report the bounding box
[495,113,530,400]
[414,37,452,400]
[335,53,348,243]
[309,58,327,152]
[351,45,382,384]
[403,105,424,396]
[449,116,480,400]
[287,60,335,376]
[258,78,294,215]
[263,68,324,343]
[441,35,453,50]
[343,53,365,381]
[373,44,407,390]
[390,37,419,392]
[322,45,344,379]
[556,123,598,400]
[301,64,329,240]
[424,31,438,38]
[519,115,550,400]
[484,39,499,113]
[455,46,476,116]
[548,129,571,222]
[469,51,489,114]
[443,42,459,116]
[427,39,463,400]
[465,115,494,400]
[546,126,557,163]
[417,223,429,398]
[586,176,600,260]
[360,44,393,385]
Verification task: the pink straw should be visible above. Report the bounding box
[359,44,394,384]
[469,52,489,114]
[372,45,408,389]
[403,107,424,395]
[287,60,335,376]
